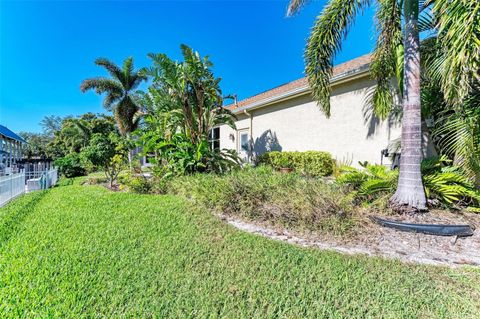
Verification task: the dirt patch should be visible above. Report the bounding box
[220,209,480,268]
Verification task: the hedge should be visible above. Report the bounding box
[258,151,334,177]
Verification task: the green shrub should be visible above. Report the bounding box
[258,151,334,177]
[54,153,87,178]
[139,133,240,177]
[337,156,480,210]
[164,166,356,234]
[119,174,152,194]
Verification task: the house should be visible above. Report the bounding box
[0,125,26,174]
[218,54,402,167]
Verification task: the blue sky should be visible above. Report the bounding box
[0,0,375,133]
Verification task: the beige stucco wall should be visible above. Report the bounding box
[220,77,402,166]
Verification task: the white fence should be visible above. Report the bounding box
[0,171,26,207]
[0,168,59,207]
[26,168,59,192]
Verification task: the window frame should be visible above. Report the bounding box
[208,127,220,150]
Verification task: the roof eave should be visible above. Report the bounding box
[231,64,370,115]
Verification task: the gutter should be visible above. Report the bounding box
[232,64,370,115]
[243,109,253,161]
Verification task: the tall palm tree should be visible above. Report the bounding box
[81,57,146,136]
[81,57,146,165]
[287,0,437,211]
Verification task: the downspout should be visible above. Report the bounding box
[243,110,253,162]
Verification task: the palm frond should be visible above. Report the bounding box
[95,58,124,82]
[83,57,146,136]
[286,0,310,16]
[433,107,480,184]
[103,93,122,110]
[80,78,123,95]
[370,0,402,120]
[305,0,371,117]
[122,57,135,88]
[432,0,480,103]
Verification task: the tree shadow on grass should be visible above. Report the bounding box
[0,190,49,249]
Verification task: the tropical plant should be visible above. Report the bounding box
[46,113,117,158]
[287,0,480,211]
[136,45,240,176]
[428,0,480,105]
[287,0,427,211]
[53,118,91,154]
[417,4,480,187]
[337,157,480,209]
[81,57,147,136]
[81,57,147,165]
[143,133,239,176]
[142,45,237,144]
[136,87,184,141]
[430,86,480,186]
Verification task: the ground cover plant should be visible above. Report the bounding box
[1,184,480,317]
[163,166,355,235]
[337,156,480,211]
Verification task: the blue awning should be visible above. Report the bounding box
[0,125,26,143]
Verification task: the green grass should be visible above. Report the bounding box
[1,184,479,318]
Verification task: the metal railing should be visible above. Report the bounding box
[23,162,53,183]
[26,168,58,192]
[0,171,26,207]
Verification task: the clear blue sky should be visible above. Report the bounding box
[0,0,375,133]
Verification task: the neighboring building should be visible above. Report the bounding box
[0,125,26,174]
[218,54,403,167]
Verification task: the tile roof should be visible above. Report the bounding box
[225,54,371,111]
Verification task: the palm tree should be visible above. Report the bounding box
[419,1,480,187]
[81,57,146,164]
[287,0,431,211]
[289,0,480,211]
[81,57,146,135]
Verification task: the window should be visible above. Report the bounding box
[240,132,249,152]
[208,127,220,150]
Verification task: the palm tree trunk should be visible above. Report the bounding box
[390,0,427,211]
[126,132,133,170]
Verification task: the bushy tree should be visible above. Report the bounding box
[19,132,52,160]
[54,153,86,178]
[81,133,127,187]
[46,113,117,158]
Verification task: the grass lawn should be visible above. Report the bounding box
[1,183,479,318]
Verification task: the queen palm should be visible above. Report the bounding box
[287,0,480,211]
